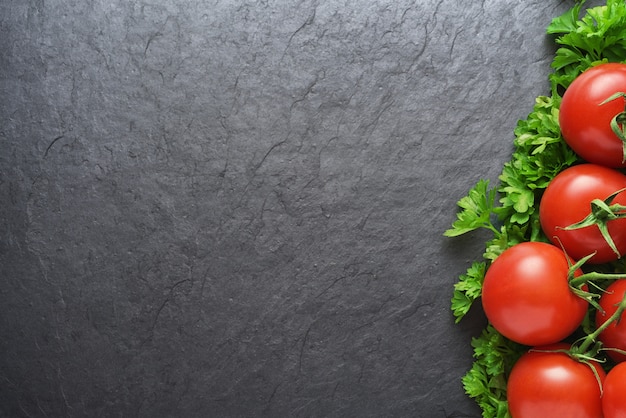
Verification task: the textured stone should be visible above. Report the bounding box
[0,0,604,416]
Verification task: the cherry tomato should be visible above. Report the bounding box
[539,163,626,264]
[481,242,587,346]
[507,344,605,418]
[559,62,626,168]
[596,280,626,363]
[602,361,626,418]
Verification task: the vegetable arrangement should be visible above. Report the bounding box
[445,1,626,417]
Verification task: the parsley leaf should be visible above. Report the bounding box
[462,326,525,418]
[547,0,626,92]
[496,95,579,226]
[444,179,498,237]
[451,262,486,323]
[483,224,529,262]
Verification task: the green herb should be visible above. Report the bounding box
[548,0,626,93]
[462,326,524,418]
[447,0,626,416]
[444,180,498,237]
[450,261,486,322]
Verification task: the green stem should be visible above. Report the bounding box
[600,92,626,163]
[578,292,626,353]
[567,253,626,310]
[570,270,626,289]
[563,187,626,259]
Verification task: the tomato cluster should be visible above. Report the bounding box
[481,63,626,417]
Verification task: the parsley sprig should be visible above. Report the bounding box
[548,0,626,93]
[462,326,524,418]
[446,1,626,416]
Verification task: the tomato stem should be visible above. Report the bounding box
[600,92,626,163]
[563,187,626,259]
[570,270,626,289]
[577,292,626,354]
[567,253,626,310]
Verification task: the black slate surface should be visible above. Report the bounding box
[0,1,605,417]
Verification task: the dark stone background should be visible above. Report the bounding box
[0,0,604,417]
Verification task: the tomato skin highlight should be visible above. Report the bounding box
[481,242,587,346]
[596,280,626,363]
[559,62,626,168]
[539,163,626,264]
[507,344,605,418]
[602,362,626,418]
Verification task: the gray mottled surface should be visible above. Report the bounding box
[0,1,602,417]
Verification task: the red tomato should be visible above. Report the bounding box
[539,163,626,264]
[596,280,626,363]
[559,62,626,168]
[481,242,587,346]
[603,362,626,418]
[507,344,605,418]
